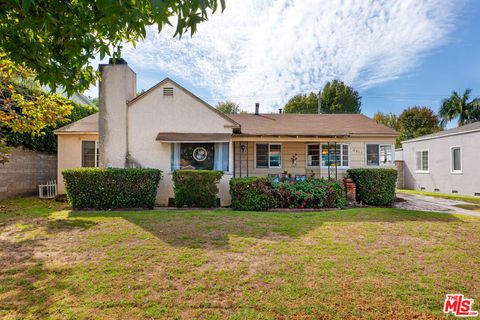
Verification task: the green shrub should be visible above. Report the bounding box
[347,168,397,206]
[230,177,276,211]
[3,104,97,154]
[172,170,223,208]
[274,178,346,209]
[63,168,161,209]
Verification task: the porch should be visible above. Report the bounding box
[232,138,355,181]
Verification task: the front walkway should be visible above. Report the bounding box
[396,192,480,217]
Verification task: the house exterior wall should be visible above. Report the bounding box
[57,133,98,194]
[402,131,480,196]
[127,82,235,206]
[233,137,396,179]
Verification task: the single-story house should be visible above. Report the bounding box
[398,121,480,196]
[54,60,398,206]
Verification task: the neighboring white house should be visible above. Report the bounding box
[54,60,398,206]
[400,121,480,196]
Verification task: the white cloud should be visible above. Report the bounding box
[120,0,462,112]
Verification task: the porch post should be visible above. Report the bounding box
[239,142,242,178]
[334,142,338,181]
[327,142,331,180]
[246,142,249,177]
[233,141,236,178]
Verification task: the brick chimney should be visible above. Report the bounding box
[98,59,136,168]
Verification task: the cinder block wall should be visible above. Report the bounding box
[394,160,404,189]
[0,147,57,200]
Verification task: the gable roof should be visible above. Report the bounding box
[54,113,99,133]
[55,112,399,137]
[402,121,480,144]
[229,113,398,137]
[128,77,239,128]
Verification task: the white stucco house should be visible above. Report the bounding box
[54,60,398,206]
[399,121,480,196]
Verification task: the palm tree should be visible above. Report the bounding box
[439,89,480,127]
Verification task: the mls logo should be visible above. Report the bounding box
[444,294,479,317]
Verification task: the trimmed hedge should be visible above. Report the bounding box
[347,168,397,206]
[275,178,346,209]
[172,170,223,208]
[63,168,161,209]
[230,177,276,211]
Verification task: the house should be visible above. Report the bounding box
[398,122,480,197]
[54,60,398,206]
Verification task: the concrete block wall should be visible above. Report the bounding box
[0,147,57,200]
[394,160,404,189]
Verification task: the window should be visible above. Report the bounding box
[171,142,229,171]
[256,143,282,168]
[82,141,98,167]
[416,150,429,172]
[451,147,462,173]
[366,144,393,166]
[307,144,320,167]
[307,143,349,167]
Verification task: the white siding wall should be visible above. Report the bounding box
[402,131,480,196]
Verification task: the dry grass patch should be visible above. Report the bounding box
[0,198,479,319]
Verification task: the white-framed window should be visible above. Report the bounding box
[451,146,462,174]
[171,142,229,171]
[366,144,394,166]
[81,141,99,167]
[415,150,429,172]
[307,143,349,168]
[256,143,282,168]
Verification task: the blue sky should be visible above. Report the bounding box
[87,0,480,120]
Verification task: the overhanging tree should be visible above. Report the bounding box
[215,100,245,114]
[0,0,225,95]
[439,89,480,127]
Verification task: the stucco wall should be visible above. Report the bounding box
[233,137,396,179]
[0,147,57,200]
[127,81,235,206]
[402,131,480,196]
[57,134,98,194]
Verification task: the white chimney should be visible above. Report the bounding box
[98,59,136,168]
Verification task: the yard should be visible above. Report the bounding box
[0,198,479,319]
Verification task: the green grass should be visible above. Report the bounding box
[398,189,480,205]
[1,198,479,319]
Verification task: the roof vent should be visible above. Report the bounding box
[475,192,480,197]
[279,108,282,114]
[163,87,174,96]
[255,103,259,115]
[452,190,458,194]
[434,188,440,192]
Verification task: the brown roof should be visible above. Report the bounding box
[229,113,398,137]
[55,112,398,137]
[54,113,99,133]
[156,132,231,142]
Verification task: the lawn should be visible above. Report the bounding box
[398,189,480,205]
[0,198,479,319]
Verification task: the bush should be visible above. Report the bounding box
[172,170,223,208]
[274,178,346,209]
[63,168,161,209]
[347,168,397,206]
[230,177,276,211]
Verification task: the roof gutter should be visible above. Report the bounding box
[402,127,480,144]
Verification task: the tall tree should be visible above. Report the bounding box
[439,89,480,126]
[375,107,443,148]
[215,100,245,114]
[283,92,319,114]
[398,106,443,142]
[321,80,361,113]
[283,80,361,114]
[0,0,225,94]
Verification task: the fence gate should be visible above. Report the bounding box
[39,180,57,199]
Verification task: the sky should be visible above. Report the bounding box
[86,0,480,119]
